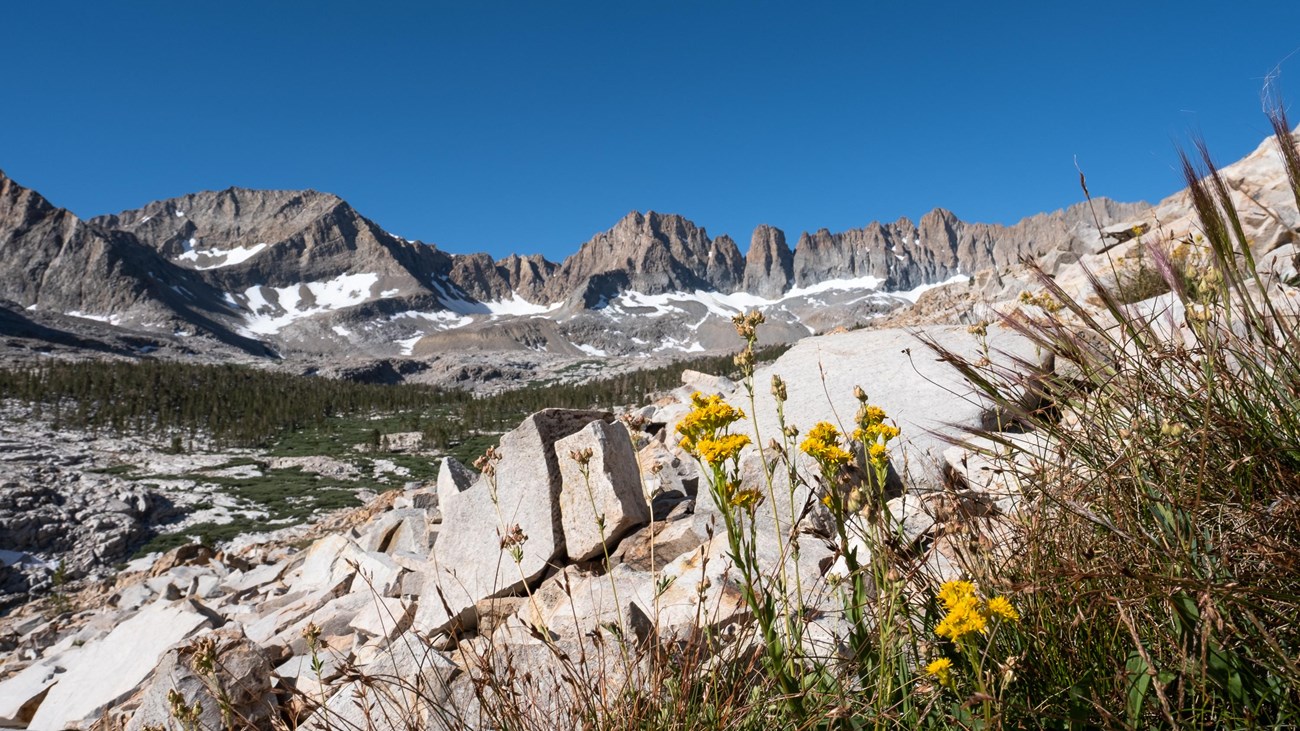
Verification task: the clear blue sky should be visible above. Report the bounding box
[3,2,1299,260]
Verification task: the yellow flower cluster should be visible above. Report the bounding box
[852,401,898,469]
[695,433,751,467]
[729,487,764,510]
[1018,289,1063,314]
[985,596,1020,622]
[925,657,954,688]
[853,422,900,445]
[934,580,1019,641]
[800,421,853,470]
[677,391,746,455]
[866,442,889,468]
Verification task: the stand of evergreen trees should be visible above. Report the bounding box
[0,345,788,450]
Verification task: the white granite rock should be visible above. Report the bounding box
[27,598,218,729]
[557,420,651,562]
[414,410,607,634]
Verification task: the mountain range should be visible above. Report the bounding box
[0,168,1144,379]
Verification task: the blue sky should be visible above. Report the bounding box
[2,2,1299,260]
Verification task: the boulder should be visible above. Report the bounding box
[680,369,736,395]
[611,512,713,571]
[223,559,288,594]
[359,508,431,554]
[557,420,651,562]
[0,652,82,727]
[244,587,339,644]
[300,631,459,731]
[414,410,608,634]
[942,432,1056,517]
[704,325,1040,494]
[27,598,219,729]
[270,591,372,656]
[349,597,416,641]
[436,456,475,513]
[637,439,699,498]
[147,542,215,577]
[124,626,276,731]
[275,651,348,705]
[347,549,406,598]
[288,534,359,592]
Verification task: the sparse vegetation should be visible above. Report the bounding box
[918,107,1300,727]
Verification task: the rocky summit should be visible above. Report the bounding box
[0,166,1146,385]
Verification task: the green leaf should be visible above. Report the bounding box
[1125,652,1153,728]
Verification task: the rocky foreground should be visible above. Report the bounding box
[0,322,1047,729]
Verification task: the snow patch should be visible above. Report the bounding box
[176,242,268,270]
[238,273,380,335]
[605,274,889,320]
[65,311,122,326]
[388,310,474,329]
[431,280,560,317]
[576,344,607,357]
[888,273,969,303]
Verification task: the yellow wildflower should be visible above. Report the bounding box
[936,595,987,640]
[695,434,751,466]
[729,488,764,510]
[867,442,889,469]
[852,404,898,446]
[985,596,1020,623]
[800,421,853,470]
[937,580,977,611]
[925,657,954,688]
[676,392,746,458]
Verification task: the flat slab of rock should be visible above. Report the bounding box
[0,649,85,727]
[27,598,218,729]
[415,409,608,634]
[714,325,1039,493]
[557,420,651,562]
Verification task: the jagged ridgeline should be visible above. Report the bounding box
[0,346,787,451]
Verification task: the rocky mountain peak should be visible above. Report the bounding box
[93,187,349,262]
[0,171,273,353]
[742,224,793,298]
[540,210,744,304]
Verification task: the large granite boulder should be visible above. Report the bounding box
[556,419,651,562]
[414,409,609,634]
[124,626,277,731]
